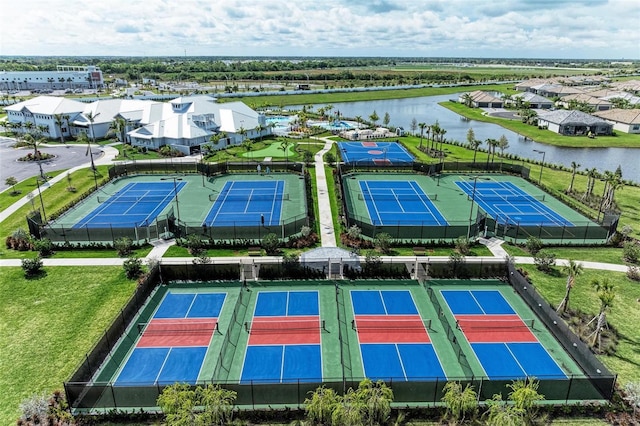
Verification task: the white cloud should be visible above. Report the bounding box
[0,0,638,58]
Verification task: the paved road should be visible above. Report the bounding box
[0,138,104,191]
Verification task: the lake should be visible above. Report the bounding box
[291,94,639,183]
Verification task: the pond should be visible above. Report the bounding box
[289,95,640,183]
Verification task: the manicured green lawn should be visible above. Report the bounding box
[0,267,136,425]
[0,171,66,213]
[240,139,296,158]
[442,101,640,148]
[520,265,640,384]
[502,244,626,265]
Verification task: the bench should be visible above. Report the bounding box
[248,246,262,256]
[413,247,426,256]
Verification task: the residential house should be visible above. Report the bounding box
[458,90,504,108]
[537,110,613,136]
[593,109,640,134]
[509,92,554,109]
[556,93,612,111]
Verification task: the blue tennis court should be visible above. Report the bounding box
[472,342,566,379]
[359,180,447,226]
[338,141,414,165]
[351,290,419,315]
[440,289,566,380]
[240,291,323,384]
[351,290,446,380]
[456,180,573,227]
[115,346,207,385]
[75,181,185,228]
[441,290,515,315]
[203,180,284,226]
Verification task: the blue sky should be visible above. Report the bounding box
[1,0,638,59]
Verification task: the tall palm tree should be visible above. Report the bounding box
[582,168,599,201]
[567,161,581,193]
[254,123,265,141]
[418,122,426,149]
[438,128,447,158]
[470,139,482,163]
[369,110,379,127]
[23,133,44,159]
[461,93,473,108]
[557,259,584,313]
[108,117,128,143]
[280,139,292,163]
[430,121,441,153]
[589,278,616,349]
[53,114,66,144]
[354,116,363,129]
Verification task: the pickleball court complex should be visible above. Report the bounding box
[72,278,611,411]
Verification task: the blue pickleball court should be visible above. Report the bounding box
[338,141,414,165]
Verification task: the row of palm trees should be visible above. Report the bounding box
[568,162,623,215]
[413,120,447,157]
[465,127,510,165]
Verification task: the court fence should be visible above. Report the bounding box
[507,263,617,401]
[64,264,617,414]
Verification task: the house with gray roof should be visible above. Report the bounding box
[556,93,612,111]
[593,109,640,134]
[3,96,86,140]
[509,92,554,109]
[537,110,613,136]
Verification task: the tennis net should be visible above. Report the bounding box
[98,195,173,204]
[137,321,219,334]
[352,318,431,331]
[469,194,545,203]
[209,193,290,202]
[456,318,535,331]
[358,193,437,201]
[244,319,325,333]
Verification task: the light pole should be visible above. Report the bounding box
[533,149,546,185]
[467,176,481,240]
[161,176,183,223]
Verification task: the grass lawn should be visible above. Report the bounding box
[519,265,640,385]
[502,244,626,265]
[0,171,66,213]
[0,267,136,425]
[442,101,640,148]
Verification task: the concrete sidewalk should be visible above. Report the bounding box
[312,136,337,247]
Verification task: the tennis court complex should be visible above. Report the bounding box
[44,173,307,242]
[338,141,414,165]
[342,172,604,243]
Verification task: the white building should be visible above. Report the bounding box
[3,96,86,140]
[4,94,269,154]
[0,65,104,91]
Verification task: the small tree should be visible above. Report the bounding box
[508,378,545,425]
[22,256,43,277]
[374,232,392,254]
[303,150,314,165]
[557,259,584,313]
[441,381,478,425]
[5,176,20,195]
[533,250,556,272]
[305,385,339,425]
[325,152,336,166]
[33,237,54,258]
[114,236,134,257]
[357,379,393,425]
[261,233,280,255]
[123,257,143,279]
[455,236,471,256]
[19,393,49,425]
[589,278,616,349]
[525,236,543,255]
[184,234,206,257]
[158,383,237,426]
[623,241,640,263]
[623,382,640,418]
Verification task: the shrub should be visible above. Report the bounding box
[525,236,543,255]
[183,234,206,257]
[261,233,280,255]
[114,236,134,257]
[21,256,43,277]
[19,393,49,425]
[627,265,640,282]
[533,250,556,272]
[123,257,143,279]
[374,232,392,254]
[325,152,336,166]
[455,236,471,255]
[623,241,640,264]
[32,238,54,257]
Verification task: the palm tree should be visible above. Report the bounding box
[108,117,128,143]
[23,133,44,159]
[582,168,599,201]
[438,128,447,158]
[53,114,66,144]
[567,161,581,193]
[588,278,616,349]
[241,139,253,160]
[430,121,441,153]
[418,122,426,149]
[369,110,379,127]
[280,139,292,162]
[470,138,482,163]
[461,93,473,108]
[77,131,96,171]
[556,259,584,313]
[254,123,265,141]
[354,115,363,129]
